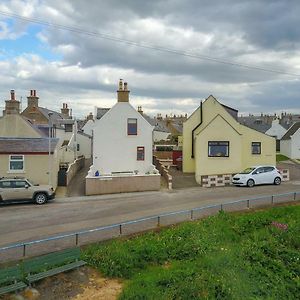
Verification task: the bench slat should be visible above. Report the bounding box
[26,260,86,283]
[0,281,27,296]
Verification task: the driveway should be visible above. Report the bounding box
[0,182,299,248]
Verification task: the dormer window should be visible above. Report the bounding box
[128,118,137,135]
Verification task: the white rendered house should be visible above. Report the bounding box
[88,80,157,177]
[265,119,287,139]
[280,122,300,159]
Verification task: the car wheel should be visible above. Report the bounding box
[274,177,281,185]
[247,179,255,187]
[34,193,47,205]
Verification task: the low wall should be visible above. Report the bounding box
[86,174,161,195]
[66,157,85,185]
[201,169,290,187]
[277,162,300,180]
[153,156,172,189]
[153,151,173,160]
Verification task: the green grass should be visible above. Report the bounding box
[83,205,300,299]
[276,154,290,162]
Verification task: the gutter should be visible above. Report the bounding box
[191,101,203,158]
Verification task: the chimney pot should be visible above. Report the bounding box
[124,82,128,91]
[119,79,123,91]
[10,90,15,101]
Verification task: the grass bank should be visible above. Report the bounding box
[83,205,300,299]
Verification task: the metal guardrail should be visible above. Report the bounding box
[0,191,299,263]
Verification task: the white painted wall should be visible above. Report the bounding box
[82,119,94,136]
[91,102,155,175]
[69,132,92,159]
[153,130,170,142]
[291,129,300,158]
[265,119,287,139]
[280,140,291,158]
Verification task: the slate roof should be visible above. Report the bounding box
[0,138,59,154]
[96,108,110,119]
[142,114,170,133]
[281,122,300,140]
[238,117,271,133]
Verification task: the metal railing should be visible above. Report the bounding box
[0,191,299,263]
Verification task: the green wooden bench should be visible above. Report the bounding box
[23,248,86,284]
[0,265,27,296]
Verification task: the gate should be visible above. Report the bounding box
[57,167,67,186]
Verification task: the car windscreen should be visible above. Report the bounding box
[240,167,255,174]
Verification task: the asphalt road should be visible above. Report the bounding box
[1,181,299,248]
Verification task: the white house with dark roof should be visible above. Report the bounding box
[86,80,160,195]
[280,122,300,159]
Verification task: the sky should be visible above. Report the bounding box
[0,0,300,119]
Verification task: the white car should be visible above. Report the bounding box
[232,166,282,187]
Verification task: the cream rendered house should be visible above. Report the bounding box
[280,122,300,159]
[86,80,160,195]
[183,95,276,185]
[0,90,59,188]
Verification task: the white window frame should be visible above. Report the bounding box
[8,155,25,173]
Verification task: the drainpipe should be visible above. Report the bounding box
[191,101,203,158]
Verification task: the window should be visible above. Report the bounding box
[263,167,274,173]
[77,144,80,151]
[14,181,27,188]
[9,155,24,171]
[128,118,137,135]
[0,181,12,188]
[137,147,145,161]
[208,141,229,157]
[252,142,261,154]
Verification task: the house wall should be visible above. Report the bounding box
[82,119,94,136]
[182,105,201,173]
[0,153,59,189]
[92,102,154,175]
[291,129,300,158]
[183,96,275,181]
[69,132,92,159]
[0,114,41,137]
[195,115,242,183]
[280,140,291,158]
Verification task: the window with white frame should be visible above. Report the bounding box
[9,155,24,171]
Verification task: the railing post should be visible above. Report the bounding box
[75,234,79,246]
[294,192,296,201]
[220,204,223,211]
[23,244,26,257]
[119,224,122,235]
[247,199,250,208]
[157,216,160,227]
[271,195,274,204]
[190,210,193,220]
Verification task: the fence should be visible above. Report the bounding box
[0,191,299,263]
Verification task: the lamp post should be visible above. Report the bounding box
[48,112,53,186]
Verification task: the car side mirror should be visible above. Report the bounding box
[252,171,257,175]
[25,184,29,189]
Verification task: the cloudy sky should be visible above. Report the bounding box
[0,0,300,118]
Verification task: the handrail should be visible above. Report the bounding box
[0,190,299,259]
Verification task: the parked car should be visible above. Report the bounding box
[0,177,55,204]
[232,166,282,187]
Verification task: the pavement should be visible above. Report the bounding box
[0,181,299,248]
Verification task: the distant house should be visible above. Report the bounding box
[280,122,300,159]
[0,90,59,188]
[21,90,92,164]
[265,118,287,151]
[86,80,160,195]
[183,95,276,185]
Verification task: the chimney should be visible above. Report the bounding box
[87,112,94,121]
[3,90,20,115]
[137,106,143,115]
[117,79,130,102]
[61,103,70,118]
[27,89,39,108]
